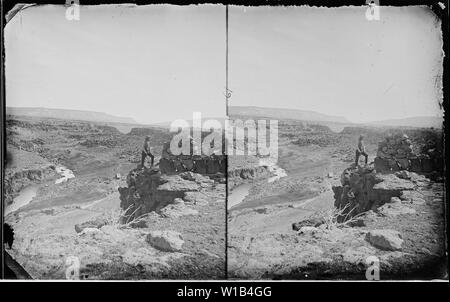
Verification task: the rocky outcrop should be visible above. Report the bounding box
[159,142,225,175]
[374,132,443,174]
[95,125,122,135]
[4,166,56,206]
[227,154,274,189]
[79,136,119,148]
[118,168,217,220]
[227,165,273,190]
[332,165,419,218]
[119,168,194,219]
[375,133,414,171]
[228,165,272,180]
[292,217,326,231]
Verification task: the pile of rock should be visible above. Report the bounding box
[375,133,413,171]
[374,133,441,174]
[159,142,226,175]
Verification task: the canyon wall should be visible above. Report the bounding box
[4,166,56,206]
[118,168,204,220]
[332,165,417,218]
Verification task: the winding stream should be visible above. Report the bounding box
[227,183,252,210]
[4,166,76,215]
[228,158,288,210]
[4,185,39,216]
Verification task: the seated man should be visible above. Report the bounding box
[141,136,154,169]
[355,135,368,166]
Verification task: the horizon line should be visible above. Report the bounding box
[6,105,443,125]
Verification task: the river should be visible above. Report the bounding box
[228,158,287,210]
[227,183,252,210]
[4,166,76,215]
[4,185,39,216]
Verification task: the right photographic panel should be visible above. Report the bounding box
[226,5,446,280]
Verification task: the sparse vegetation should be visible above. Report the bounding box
[318,203,366,229]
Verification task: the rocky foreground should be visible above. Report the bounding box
[228,165,445,280]
[5,116,226,279]
[6,168,225,279]
[228,122,445,280]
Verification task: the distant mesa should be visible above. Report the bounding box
[229,106,442,129]
[7,106,442,130]
[6,107,137,124]
[365,116,443,129]
[229,106,350,124]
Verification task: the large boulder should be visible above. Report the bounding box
[372,173,415,203]
[146,231,184,252]
[292,217,326,231]
[365,229,403,251]
[74,217,109,234]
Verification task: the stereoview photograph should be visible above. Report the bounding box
[2,3,447,282]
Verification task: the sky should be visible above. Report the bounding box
[5,4,226,124]
[229,5,444,123]
[5,5,444,124]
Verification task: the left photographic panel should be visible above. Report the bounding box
[3,4,226,279]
